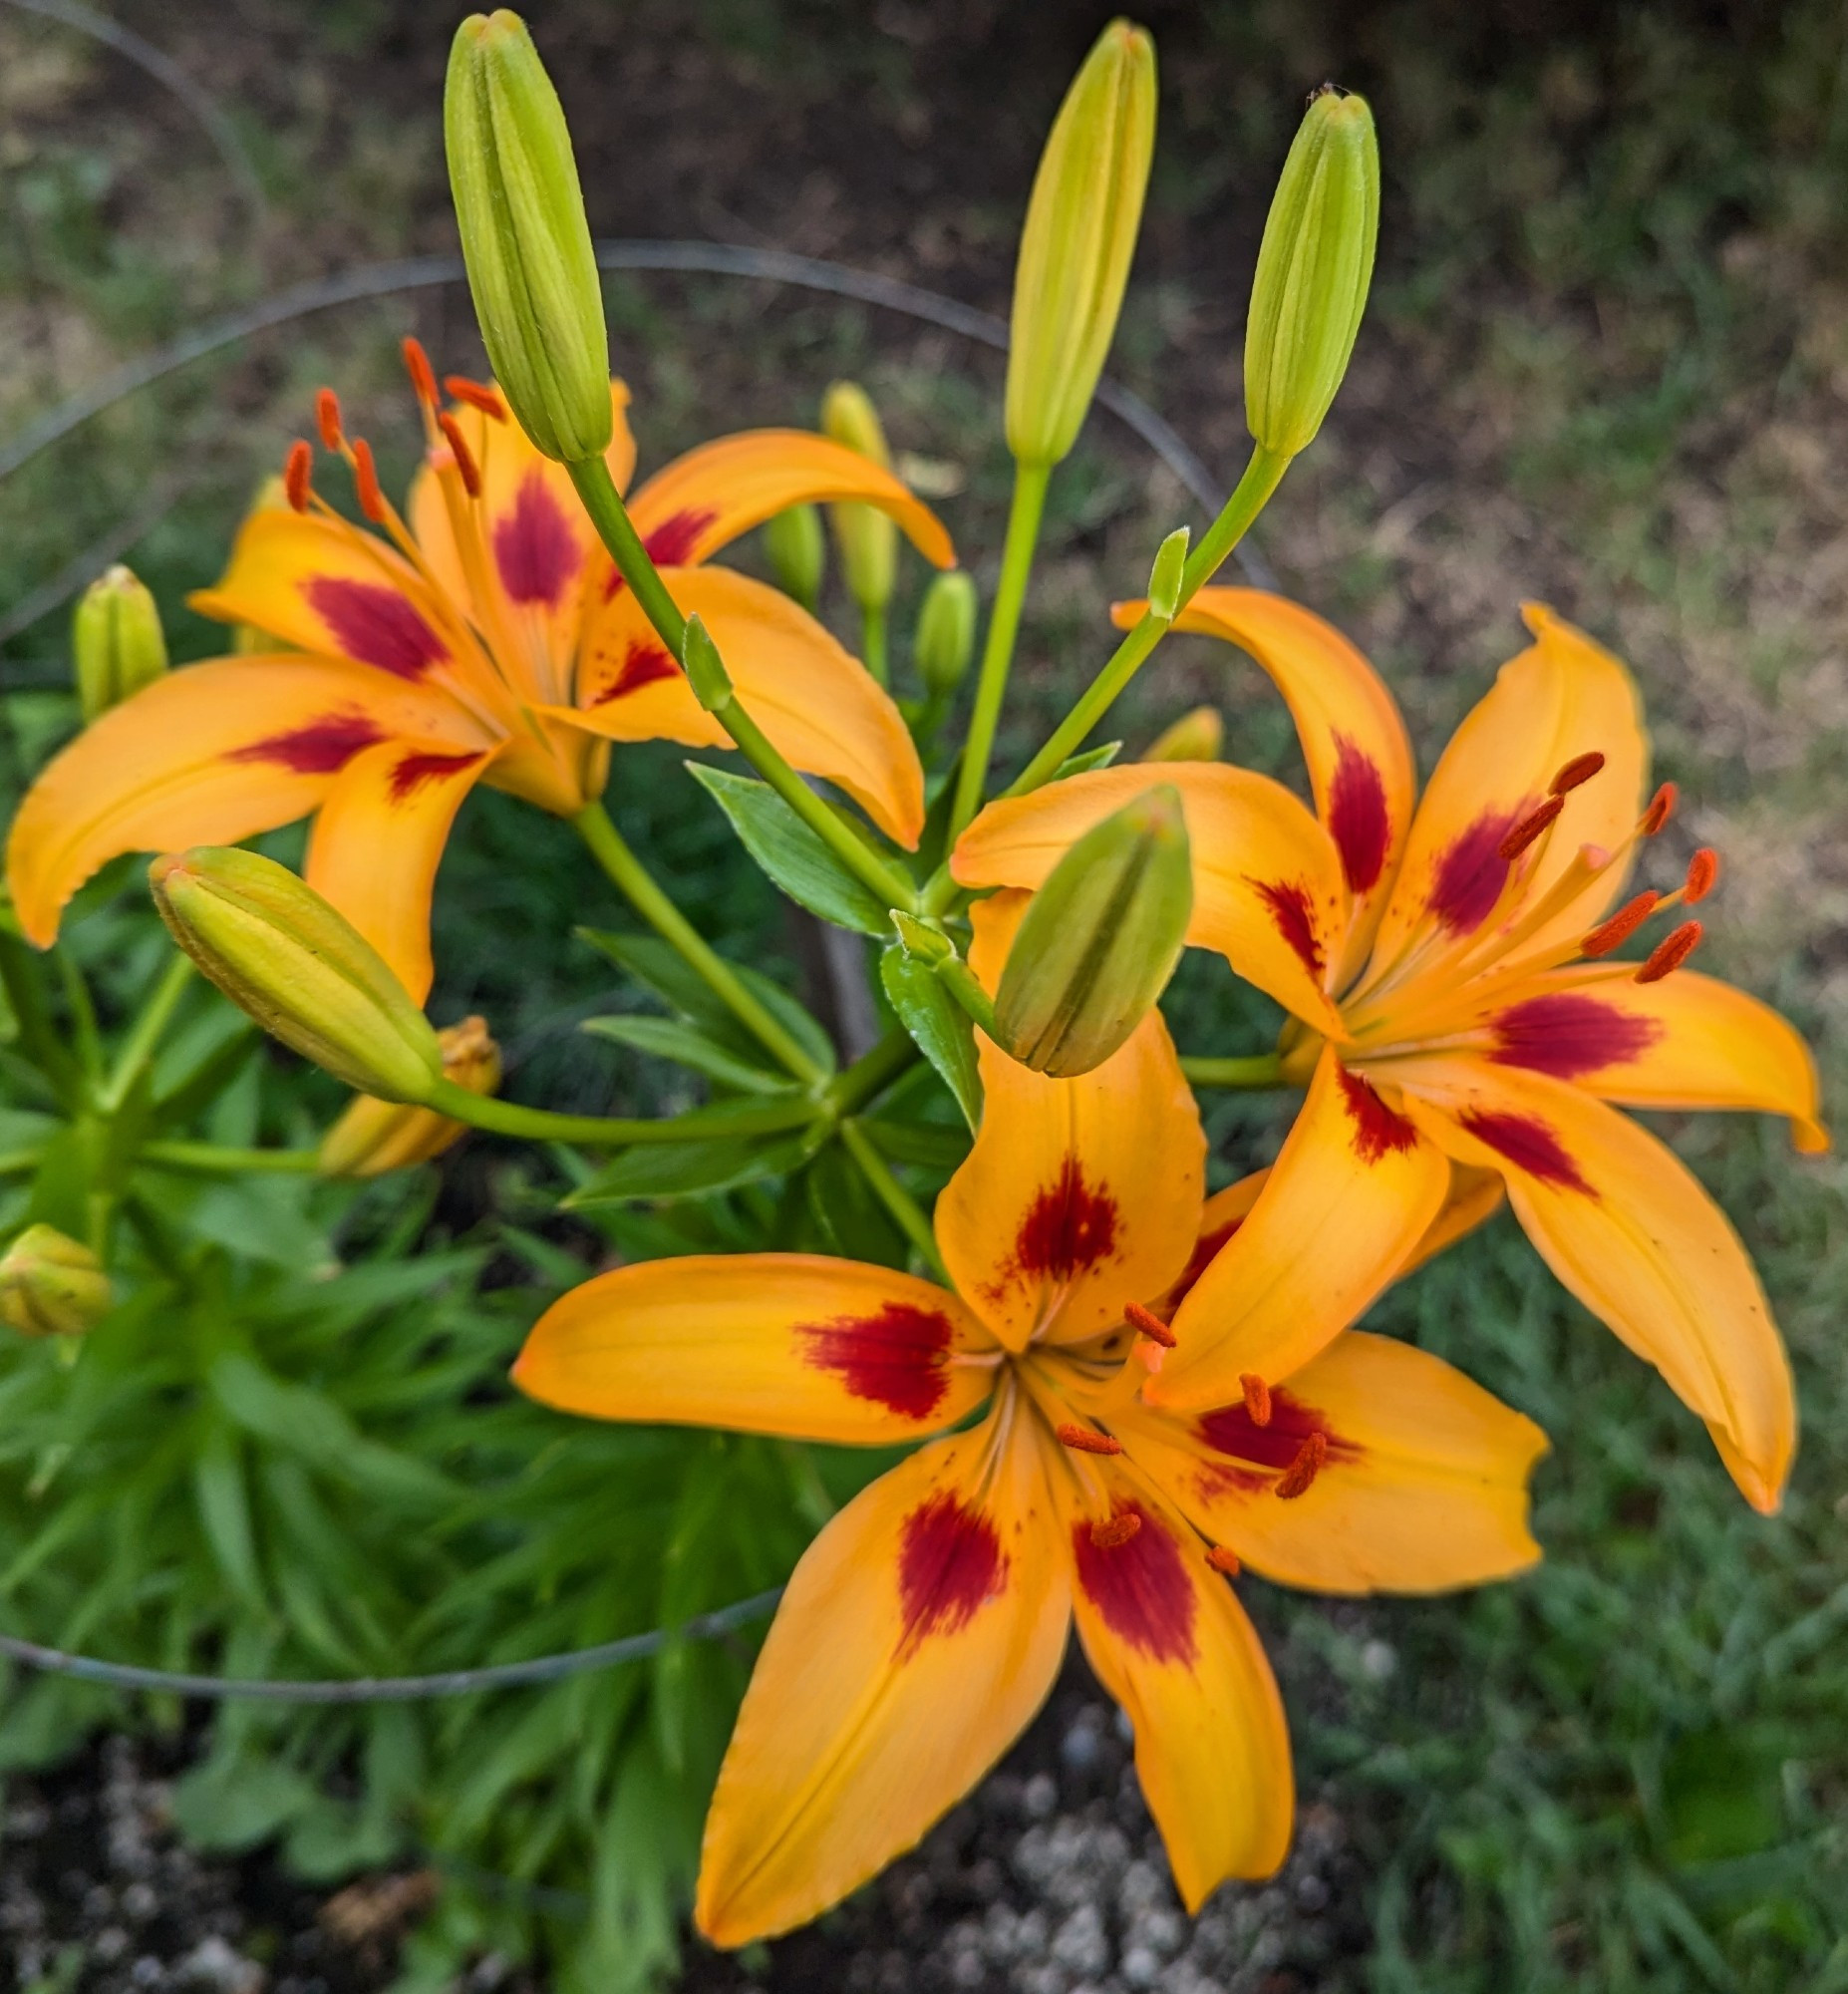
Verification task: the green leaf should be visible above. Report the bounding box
[879,946,982,1130]
[804,1141,909,1266]
[859,1118,972,1172]
[191,1421,268,1614]
[686,762,895,937]
[171,1753,320,1852]
[1052,739,1121,781]
[564,1129,822,1205]
[581,1014,785,1093]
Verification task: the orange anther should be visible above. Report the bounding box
[444,375,507,421]
[1684,848,1718,904]
[1124,1300,1175,1348]
[283,440,312,513]
[1497,795,1564,861]
[1057,1424,1122,1456]
[1581,890,1659,957]
[1239,1373,1272,1427]
[1273,1430,1328,1500]
[1550,751,1606,795]
[1089,1512,1142,1549]
[1635,919,1702,985]
[438,413,482,498]
[1641,783,1677,835]
[315,388,343,450]
[402,336,439,406]
[351,438,386,523]
[1205,1545,1241,1575]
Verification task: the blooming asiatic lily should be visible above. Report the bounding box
[954,592,1826,1512]
[512,896,1546,1945]
[6,344,952,1001]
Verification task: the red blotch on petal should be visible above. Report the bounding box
[1250,877,1326,981]
[1338,1067,1420,1163]
[796,1301,956,1420]
[1014,1157,1119,1283]
[1165,1217,1241,1310]
[301,577,448,681]
[896,1492,1007,1657]
[493,469,581,608]
[1460,1108,1597,1195]
[1327,734,1391,893]
[591,637,681,705]
[1489,992,1662,1080]
[387,748,482,803]
[603,508,720,598]
[1197,1387,1359,1477]
[1072,1501,1198,1666]
[228,710,384,776]
[1428,808,1522,936]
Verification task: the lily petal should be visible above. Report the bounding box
[1118,1330,1546,1594]
[1392,1056,1796,1512]
[1116,587,1413,975]
[1149,1046,1450,1409]
[5,655,477,948]
[1053,1452,1292,1908]
[695,1407,1069,1946]
[561,564,926,847]
[513,1253,998,1445]
[954,763,1350,1037]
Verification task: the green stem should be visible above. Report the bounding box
[824,1026,919,1119]
[425,1078,820,1148]
[566,456,690,654]
[949,460,1052,840]
[99,953,192,1113]
[141,1141,322,1174]
[1179,1053,1288,1090]
[839,1118,946,1281]
[572,802,824,1085]
[860,604,889,689]
[56,949,104,1083]
[0,1147,44,1176]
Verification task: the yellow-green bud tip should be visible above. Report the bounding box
[821,382,897,614]
[913,569,979,698]
[0,1224,113,1340]
[73,563,167,723]
[1146,705,1224,763]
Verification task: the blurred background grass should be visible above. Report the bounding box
[2,1,1847,1988]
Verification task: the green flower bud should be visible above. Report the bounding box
[1145,705,1224,763]
[150,847,445,1103]
[0,1224,112,1339]
[820,382,897,614]
[73,565,167,723]
[994,784,1191,1077]
[763,503,825,613]
[1146,525,1189,623]
[1006,20,1156,468]
[445,10,612,463]
[319,1015,501,1177]
[1244,86,1380,460]
[912,570,979,699]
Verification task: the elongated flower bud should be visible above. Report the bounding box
[763,503,825,613]
[445,11,612,463]
[1,1224,112,1339]
[913,569,978,698]
[150,848,445,1103]
[73,565,167,723]
[994,784,1191,1076]
[1006,20,1156,468]
[820,382,897,614]
[1146,706,1223,762]
[1244,86,1380,459]
[320,1015,501,1177]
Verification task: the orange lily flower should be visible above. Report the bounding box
[513,898,1546,1945]
[955,592,1826,1513]
[6,346,953,1001]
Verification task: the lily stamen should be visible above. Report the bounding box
[1497,795,1564,861]
[1273,1431,1327,1499]
[351,438,387,524]
[1239,1373,1272,1426]
[1581,890,1660,957]
[1206,1545,1242,1575]
[1550,751,1605,795]
[1641,783,1677,835]
[402,336,440,409]
[1124,1299,1175,1347]
[1057,1423,1122,1455]
[1685,848,1718,904]
[315,388,343,451]
[438,414,483,498]
[1089,1511,1142,1548]
[283,440,312,513]
[444,374,508,421]
[1635,919,1702,984]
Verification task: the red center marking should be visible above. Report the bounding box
[795,1300,956,1420]
[1489,992,1662,1079]
[603,507,720,597]
[591,636,680,705]
[388,748,481,803]
[300,577,448,681]
[1071,1502,1198,1665]
[1249,877,1325,980]
[1427,807,1523,936]
[1008,1156,1119,1288]
[1196,1388,1360,1490]
[1459,1108,1596,1195]
[493,469,581,608]
[1338,1068,1420,1163]
[1165,1217,1242,1310]
[228,710,384,775]
[1327,734,1391,893]
[896,1492,1007,1656]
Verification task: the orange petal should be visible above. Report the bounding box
[1051,1451,1292,1908]
[1117,587,1413,977]
[303,736,498,1003]
[954,763,1350,1038]
[1149,1046,1450,1410]
[1397,1163,1506,1277]
[4,656,477,948]
[513,1253,999,1445]
[695,1407,1069,1946]
[1118,1329,1546,1594]
[624,428,954,573]
[560,564,925,846]
[934,900,1206,1352]
[1393,1056,1796,1512]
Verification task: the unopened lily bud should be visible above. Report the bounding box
[150,847,445,1103]
[73,565,167,723]
[1,1224,112,1339]
[1146,706,1223,763]
[820,382,897,614]
[681,614,734,714]
[1006,20,1156,467]
[320,1015,501,1177]
[1146,526,1189,623]
[994,784,1191,1077]
[445,11,612,463]
[913,570,979,699]
[763,503,825,612]
[1244,85,1380,459]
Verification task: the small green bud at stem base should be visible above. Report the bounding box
[763,503,825,613]
[73,565,167,723]
[0,1224,112,1339]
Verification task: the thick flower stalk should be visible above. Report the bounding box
[514,898,1545,1945]
[955,593,1824,1511]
